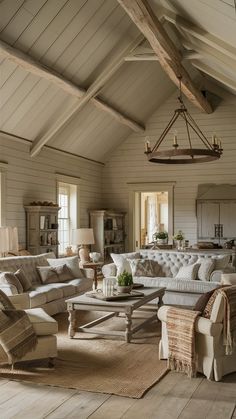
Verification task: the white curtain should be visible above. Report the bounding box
[147,196,158,242]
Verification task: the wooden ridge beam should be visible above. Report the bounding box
[117,0,212,113]
[0,39,145,157]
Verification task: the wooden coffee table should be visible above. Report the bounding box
[66,287,165,343]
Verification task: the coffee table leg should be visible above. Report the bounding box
[125,311,132,343]
[68,309,77,338]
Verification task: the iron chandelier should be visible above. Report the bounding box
[144,78,223,164]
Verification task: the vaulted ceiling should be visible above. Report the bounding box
[0,0,235,163]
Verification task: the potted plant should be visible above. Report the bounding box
[153,231,168,244]
[173,230,185,250]
[117,270,133,294]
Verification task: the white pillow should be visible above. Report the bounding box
[213,255,230,270]
[111,252,140,276]
[47,256,83,278]
[175,263,200,281]
[198,259,215,281]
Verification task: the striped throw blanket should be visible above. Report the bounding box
[0,290,37,364]
[166,308,200,378]
[204,285,236,355]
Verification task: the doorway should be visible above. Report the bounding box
[128,182,175,251]
[140,191,168,246]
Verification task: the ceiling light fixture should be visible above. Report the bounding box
[144,78,223,164]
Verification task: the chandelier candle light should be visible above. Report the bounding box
[145,78,223,164]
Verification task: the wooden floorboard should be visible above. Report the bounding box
[0,372,235,419]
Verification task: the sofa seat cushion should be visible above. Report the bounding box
[29,289,47,307]
[25,308,58,335]
[68,278,92,293]
[133,276,219,294]
[48,282,77,298]
[32,285,64,303]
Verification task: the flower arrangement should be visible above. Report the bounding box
[173,230,185,241]
[153,231,168,240]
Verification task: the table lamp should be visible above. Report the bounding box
[72,228,95,263]
[0,226,18,256]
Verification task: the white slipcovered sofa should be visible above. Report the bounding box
[102,250,235,306]
[0,253,93,315]
[158,292,236,381]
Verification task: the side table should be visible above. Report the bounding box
[81,261,103,289]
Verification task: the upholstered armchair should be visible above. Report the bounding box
[0,308,58,366]
[158,293,236,381]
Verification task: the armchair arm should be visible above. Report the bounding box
[210,266,236,283]
[158,306,222,337]
[102,263,117,278]
[9,293,30,310]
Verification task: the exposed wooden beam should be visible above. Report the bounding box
[0,39,145,157]
[163,9,236,61]
[117,0,212,113]
[191,60,236,92]
[124,48,201,61]
[29,36,145,157]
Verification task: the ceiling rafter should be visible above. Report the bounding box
[0,38,145,157]
[162,8,236,61]
[117,0,212,114]
[191,61,236,92]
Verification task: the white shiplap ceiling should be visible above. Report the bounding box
[0,0,235,163]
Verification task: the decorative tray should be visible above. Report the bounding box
[132,283,144,289]
[86,290,144,301]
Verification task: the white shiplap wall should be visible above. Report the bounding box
[102,87,236,247]
[0,134,103,247]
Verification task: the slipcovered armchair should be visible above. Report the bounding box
[158,293,236,381]
[0,308,58,366]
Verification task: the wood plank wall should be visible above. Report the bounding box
[102,87,236,247]
[0,136,103,247]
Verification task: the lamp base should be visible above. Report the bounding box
[79,246,90,263]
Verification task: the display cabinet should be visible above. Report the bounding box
[25,205,60,256]
[89,210,126,262]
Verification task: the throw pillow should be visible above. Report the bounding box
[175,263,200,281]
[15,268,32,291]
[111,252,140,276]
[128,258,161,277]
[194,287,220,314]
[37,266,59,284]
[47,256,83,278]
[0,271,23,294]
[54,264,75,282]
[213,255,230,270]
[197,259,215,281]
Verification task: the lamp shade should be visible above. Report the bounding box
[0,227,18,255]
[72,228,95,246]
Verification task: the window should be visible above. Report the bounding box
[56,175,80,255]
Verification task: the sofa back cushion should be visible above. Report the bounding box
[47,256,82,278]
[0,252,55,286]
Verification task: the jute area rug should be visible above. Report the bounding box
[0,311,168,399]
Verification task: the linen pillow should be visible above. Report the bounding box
[213,255,230,270]
[37,266,59,284]
[197,259,215,281]
[47,256,83,278]
[128,258,161,277]
[0,271,23,294]
[38,264,74,284]
[15,268,32,291]
[175,263,200,281]
[111,252,140,276]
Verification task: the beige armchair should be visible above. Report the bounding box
[0,308,58,366]
[158,293,236,381]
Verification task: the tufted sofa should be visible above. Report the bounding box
[102,250,235,307]
[0,253,93,315]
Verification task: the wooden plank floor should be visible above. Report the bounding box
[0,371,235,418]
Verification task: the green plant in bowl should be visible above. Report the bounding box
[117,270,133,293]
